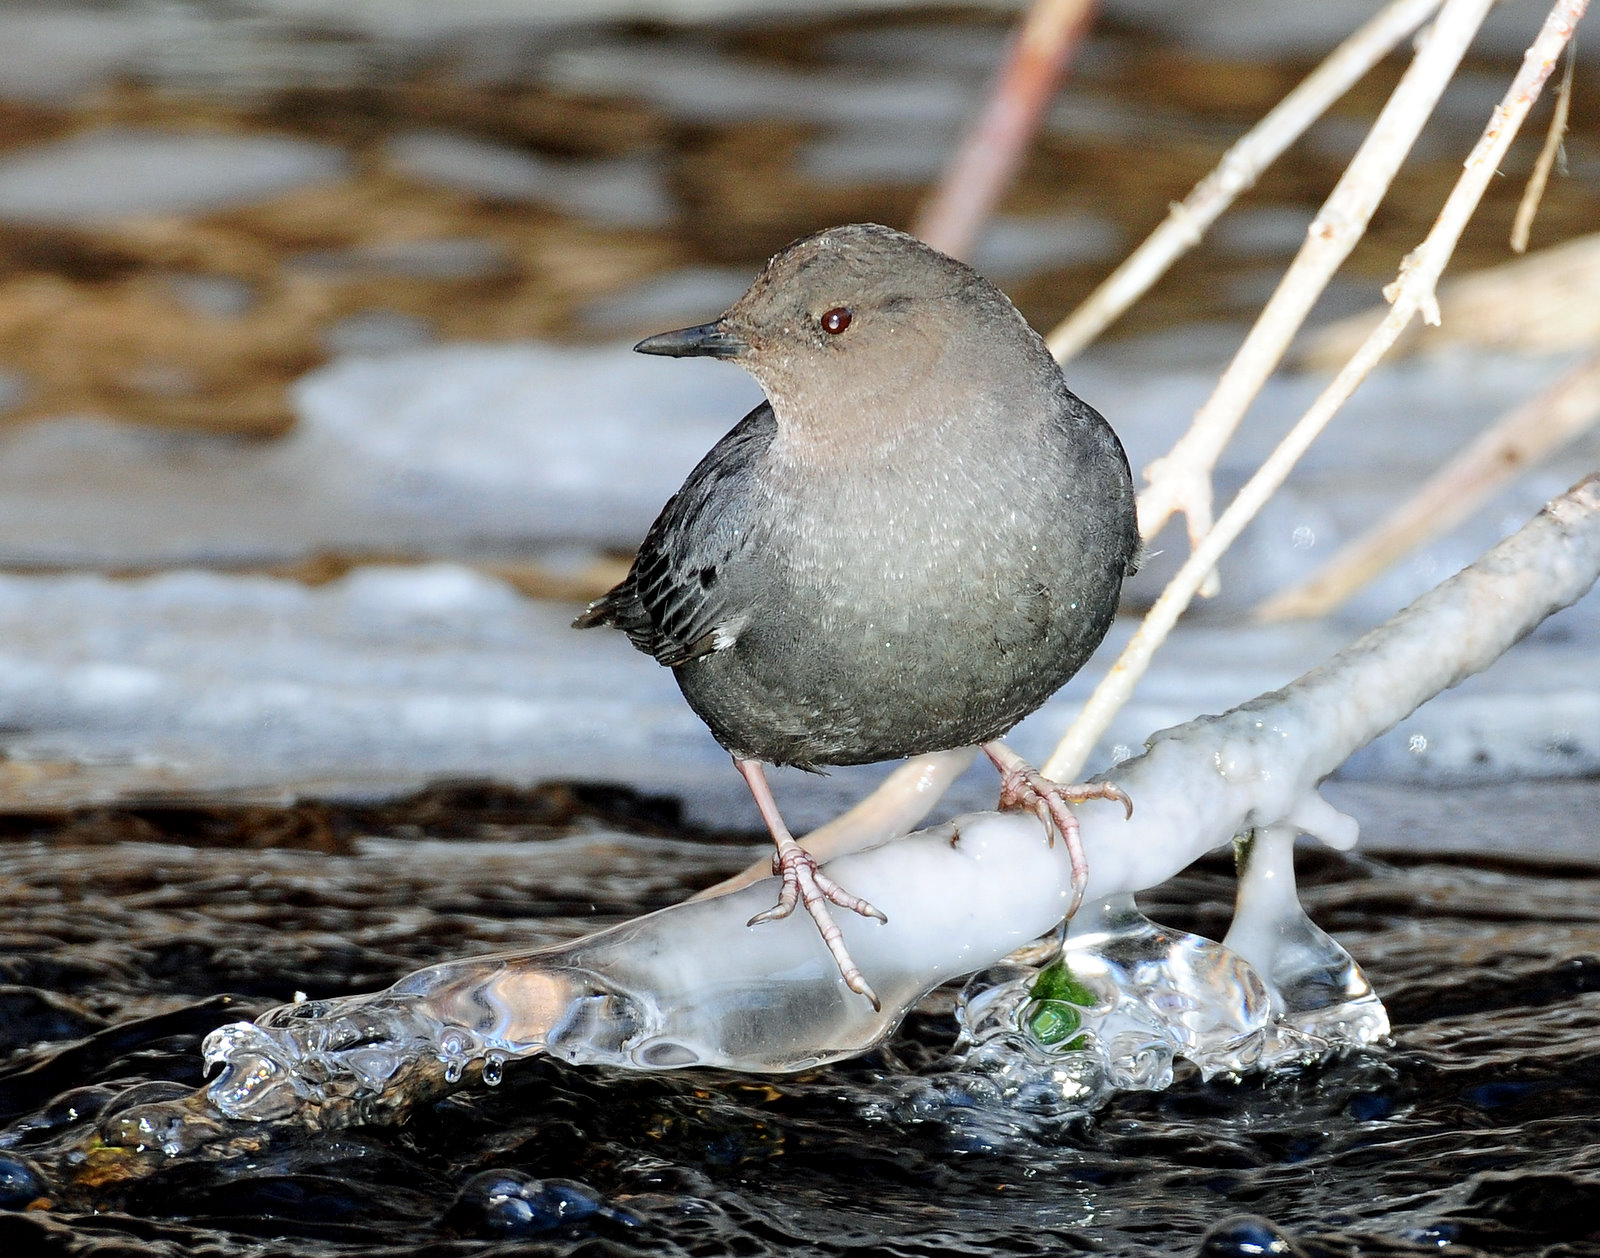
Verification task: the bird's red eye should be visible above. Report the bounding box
[820,307,852,335]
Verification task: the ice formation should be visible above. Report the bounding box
[176,478,1600,1135]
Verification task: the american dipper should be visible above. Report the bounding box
[577,223,1138,1008]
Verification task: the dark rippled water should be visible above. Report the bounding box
[2,782,1599,1257]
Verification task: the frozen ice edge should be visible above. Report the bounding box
[183,477,1600,1133]
[1,559,1596,830]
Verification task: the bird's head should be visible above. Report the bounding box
[634,224,1048,433]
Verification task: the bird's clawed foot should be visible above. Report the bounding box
[734,757,888,1008]
[981,741,1132,919]
[749,841,887,1010]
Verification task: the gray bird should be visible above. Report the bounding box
[576,223,1138,1008]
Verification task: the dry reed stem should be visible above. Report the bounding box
[914,0,1097,260]
[1256,348,1600,621]
[1044,0,1444,363]
[1297,231,1600,365]
[1044,0,1590,784]
[1512,41,1575,252]
[1132,0,1496,586]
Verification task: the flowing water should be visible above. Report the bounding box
[3,784,1599,1257]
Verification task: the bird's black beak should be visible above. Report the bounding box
[633,320,749,360]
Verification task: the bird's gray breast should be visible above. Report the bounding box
[673,410,1131,769]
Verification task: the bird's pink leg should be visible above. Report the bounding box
[980,740,1132,919]
[734,757,888,1010]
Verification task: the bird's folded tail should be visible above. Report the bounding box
[574,577,697,664]
[571,589,622,630]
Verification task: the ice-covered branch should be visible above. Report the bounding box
[148,474,1598,1144]
[1085,474,1598,893]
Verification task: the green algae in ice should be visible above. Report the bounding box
[1023,958,1096,1048]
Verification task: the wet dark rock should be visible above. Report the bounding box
[1447,1171,1600,1244]
[0,1154,46,1210]
[97,1081,199,1120]
[0,998,251,1126]
[37,1086,119,1132]
[0,988,107,1054]
[1195,1214,1308,1258]
[443,1170,639,1239]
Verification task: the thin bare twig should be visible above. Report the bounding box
[1297,231,1600,365]
[1256,348,1600,621]
[1045,0,1590,784]
[1045,0,1444,363]
[1133,0,1497,585]
[1511,39,1576,251]
[914,0,1096,259]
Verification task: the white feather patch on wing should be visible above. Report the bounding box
[711,613,749,652]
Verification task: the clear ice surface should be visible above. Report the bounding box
[930,900,1277,1132]
[1225,824,1391,1049]
[205,816,1083,1122]
[926,884,1389,1134]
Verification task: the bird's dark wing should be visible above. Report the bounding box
[574,402,776,668]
